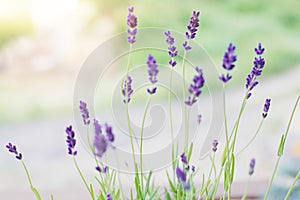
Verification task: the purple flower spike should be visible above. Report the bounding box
[94,133,108,158]
[95,166,101,172]
[197,114,202,124]
[65,126,77,156]
[212,139,219,152]
[219,43,237,83]
[262,98,271,118]
[165,31,178,67]
[185,67,205,106]
[94,119,102,136]
[103,166,108,173]
[127,6,137,44]
[147,54,158,94]
[79,101,90,125]
[106,193,112,200]
[255,43,265,55]
[176,167,190,190]
[186,11,200,40]
[245,43,266,98]
[219,73,232,83]
[191,165,195,172]
[122,75,133,103]
[176,166,186,182]
[249,158,256,175]
[180,153,188,165]
[182,11,200,51]
[105,123,115,142]
[6,143,23,160]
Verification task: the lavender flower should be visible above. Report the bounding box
[212,139,219,152]
[165,31,177,67]
[245,43,266,98]
[147,54,158,94]
[122,75,133,103]
[65,126,77,156]
[183,11,200,50]
[93,120,108,158]
[106,194,112,200]
[185,67,205,106]
[191,165,195,172]
[94,133,108,158]
[79,101,90,125]
[95,166,101,172]
[103,166,108,173]
[105,123,115,142]
[197,114,202,124]
[127,6,137,44]
[176,167,190,190]
[219,43,237,83]
[94,119,102,135]
[93,120,115,158]
[262,98,271,118]
[6,143,22,160]
[176,166,186,182]
[181,153,188,165]
[249,158,256,175]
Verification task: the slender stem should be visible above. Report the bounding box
[181,46,188,149]
[236,119,265,156]
[126,103,137,169]
[124,44,137,171]
[264,157,280,200]
[21,160,33,187]
[212,166,224,199]
[140,95,152,191]
[223,86,229,149]
[21,161,42,200]
[284,171,300,200]
[169,69,176,182]
[242,176,251,200]
[73,157,95,200]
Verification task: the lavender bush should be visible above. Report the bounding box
[5,5,300,200]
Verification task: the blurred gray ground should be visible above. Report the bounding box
[0,66,300,199]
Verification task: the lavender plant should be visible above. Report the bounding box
[5,5,300,200]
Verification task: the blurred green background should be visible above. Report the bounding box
[0,0,299,123]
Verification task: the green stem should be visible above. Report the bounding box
[73,157,94,200]
[140,95,152,191]
[124,44,138,171]
[212,166,224,199]
[236,119,265,156]
[242,176,251,200]
[263,157,280,200]
[223,86,229,151]
[284,171,300,200]
[181,45,188,149]
[21,161,42,200]
[169,69,176,182]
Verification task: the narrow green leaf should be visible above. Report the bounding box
[221,144,228,166]
[187,142,193,162]
[143,171,153,198]
[30,186,42,200]
[130,189,133,200]
[164,189,171,200]
[89,184,94,199]
[229,153,235,184]
[135,173,142,198]
[148,187,159,200]
[166,172,176,194]
[277,134,286,156]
